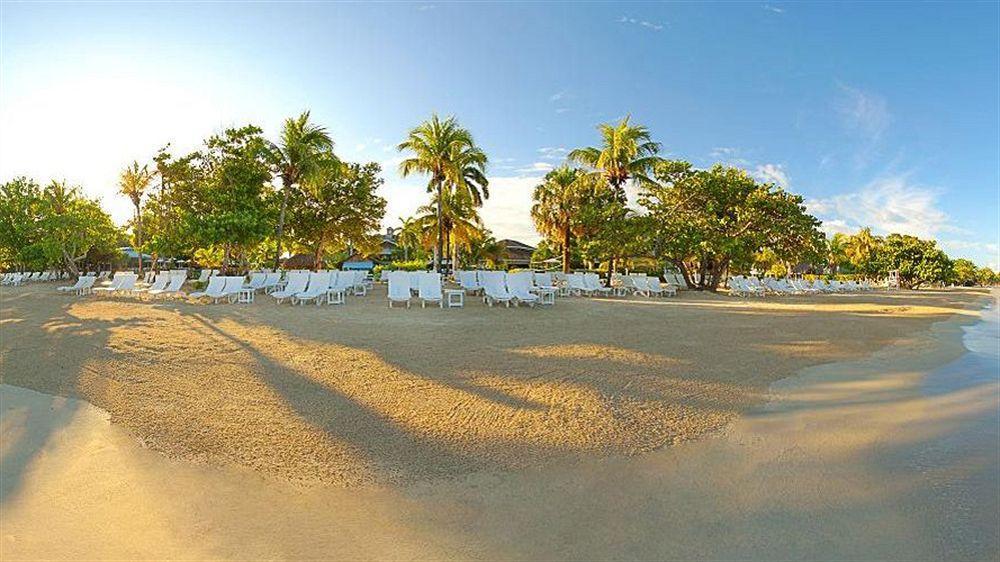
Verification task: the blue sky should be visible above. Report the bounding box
[1,2,997,267]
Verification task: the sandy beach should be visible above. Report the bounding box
[1,285,996,559]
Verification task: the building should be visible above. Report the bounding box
[499,239,536,268]
[380,228,398,260]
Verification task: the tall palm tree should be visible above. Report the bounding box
[270,111,334,269]
[397,216,422,261]
[397,114,488,272]
[568,115,661,200]
[531,166,588,273]
[119,161,155,275]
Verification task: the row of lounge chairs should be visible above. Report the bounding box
[2,271,66,286]
[270,270,368,306]
[728,275,877,297]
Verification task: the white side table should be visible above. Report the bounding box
[444,289,465,308]
[535,288,556,306]
[238,288,255,304]
[327,289,346,305]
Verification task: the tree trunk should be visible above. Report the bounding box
[61,247,79,278]
[562,224,571,273]
[435,181,443,273]
[274,179,290,270]
[313,235,324,271]
[223,243,231,275]
[135,206,143,276]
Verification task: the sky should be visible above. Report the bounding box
[1,1,997,268]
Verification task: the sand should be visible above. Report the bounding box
[0,286,994,560]
[0,283,988,487]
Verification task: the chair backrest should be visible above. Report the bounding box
[248,272,266,288]
[264,272,281,286]
[283,272,310,294]
[148,274,170,291]
[508,271,533,294]
[481,271,509,296]
[79,275,96,289]
[387,271,411,300]
[163,275,185,292]
[583,273,603,289]
[567,273,586,290]
[222,276,246,294]
[117,274,138,291]
[202,276,226,294]
[418,272,442,299]
[305,271,332,292]
[646,276,662,291]
[196,269,211,283]
[458,270,479,290]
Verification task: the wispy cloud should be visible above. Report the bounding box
[836,83,890,143]
[515,161,554,175]
[708,146,750,167]
[753,163,789,187]
[538,146,569,161]
[618,15,665,32]
[806,175,955,240]
[762,4,785,14]
[417,4,436,11]
[549,90,566,102]
[554,107,571,114]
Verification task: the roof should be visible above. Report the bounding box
[499,239,536,252]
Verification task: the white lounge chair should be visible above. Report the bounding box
[584,273,613,296]
[507,271,540,307]
[566,273,589,296]
[481,271,514,307]
[645,276,676,297]
[58,275,96,295]
[387,271,411,308]
[149,274,186,298]
[271,272,309,304]
[457,270,482,295]
[246,272,267,292]
[294,271,332,306]
[418,272,443,308]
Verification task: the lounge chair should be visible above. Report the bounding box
[294,271,332,306]
[387,271,411,308]
[246,272,267,292]
[457,270,482,295]
[149,274,186,298]
[135,273,170,295]
[584,273,613,296]
[646,276,676,297]
[271,272,309,304]
[566,273,589,296]
[93,273,132,296]
[481,271,514,307]
[418,272,444,308]
[58,275,96,295]
[507,271,540,307]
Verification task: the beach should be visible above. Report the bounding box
[1,285,996,559]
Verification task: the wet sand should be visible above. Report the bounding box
[1,285,997,559]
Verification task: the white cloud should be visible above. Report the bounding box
[618,15,665,31]
[479,175,543,244]
[515,162,554,175]
[806,175,952,239]
[763,4,785,14]
[753,163,789,187]
[555,107,571,114]
[549,91,566,102]
[836,83,890,143]
[538,147,569,161]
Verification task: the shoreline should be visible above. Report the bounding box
[1,289,996,559]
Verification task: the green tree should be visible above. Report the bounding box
[0,177,45,270]
[640,161,823,291]
[976,267,997,287]
[531,166,591,273]
[397,114,488,272]
[181,125,276,273]
[118,161,155,275]
[950,258,978,286]
[288,157,387,269]
[875,234,952,289]
[37,180,119,276]
[409,189,484,272]
[568,115,661,201]
[270,111,334,269]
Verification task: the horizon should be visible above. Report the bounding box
[1,2,997,268]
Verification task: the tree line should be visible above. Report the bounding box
[0,111,995,290]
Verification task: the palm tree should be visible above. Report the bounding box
[270,111,334,269]
[531,166,588,273]
[397,114,488,272]
[411,190,483,273]
[845,227,878,276]
[119,161,155,275]
[568,115,661,200]
[397,216,422,261]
